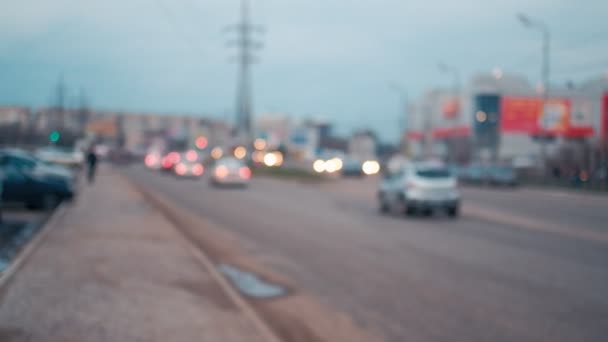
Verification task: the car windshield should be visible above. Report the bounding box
[415,167,451,178]
[5,155,37,169]
[491,167,514,176]
[217,158,243,168]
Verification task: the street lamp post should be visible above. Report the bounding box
[438,63,461,162]
[388,82,409,150]
[438,63,461,102]
[518,13,551,175]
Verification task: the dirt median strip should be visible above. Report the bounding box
[122,171,384,342]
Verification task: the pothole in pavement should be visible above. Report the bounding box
[217,264,288,299]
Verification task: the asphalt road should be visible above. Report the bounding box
[124,166,608,342]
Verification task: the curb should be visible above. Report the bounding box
[0,202,69,291]
[121,172,282,342]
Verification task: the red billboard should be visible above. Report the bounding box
[500,96,588,137]
[500,97,542,133]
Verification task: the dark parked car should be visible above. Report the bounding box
[0,167,4,223]
[487,166,518,186]
[0,163,74,210]
[461,165,488,184]
[0,149,75,184]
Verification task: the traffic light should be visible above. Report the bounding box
[49,131,60,143]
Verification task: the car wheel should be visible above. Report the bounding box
[447,207,459,218]
[41,194,60,211]
[379,200,390,214]
[396,194,411,215]
[405,207,416,216]
[378,193,390,213]
[421,208,433,217]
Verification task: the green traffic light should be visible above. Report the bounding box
[49,131,60,143]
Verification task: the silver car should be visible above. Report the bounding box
[210,157,251,187]
[378,161,460,217]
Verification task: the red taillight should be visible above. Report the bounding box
[161,156,172,169]
[239,166,251,179]
[145,154,157,167]
[175,163,187,175]
[186,150,198,162]
[168,152,180,164]
[192,164,204,176]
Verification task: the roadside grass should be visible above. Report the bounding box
[253,167,325,183]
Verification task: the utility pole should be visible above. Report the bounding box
[78,87,90,135]
[518,13,551,175]
[388,82,409,153]
[55,74,66,132]
[226,0,263,145]
[438,62,462,162]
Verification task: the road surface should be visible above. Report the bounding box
[124,166,608,342]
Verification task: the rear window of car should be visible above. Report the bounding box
[219,158,243,168]
[492,167,514,176]
[416,168,451,178]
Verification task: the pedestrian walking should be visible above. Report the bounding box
[86,145,98,184]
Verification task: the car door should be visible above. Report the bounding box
[1,165,31,203]
[383,167,406,207]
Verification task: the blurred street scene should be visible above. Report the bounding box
[1,1,608,341]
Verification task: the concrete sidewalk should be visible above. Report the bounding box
[0,166,267,342]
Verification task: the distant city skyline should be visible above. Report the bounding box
[1,0,607,141]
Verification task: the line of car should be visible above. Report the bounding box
[1,148,79,219]
[144,149,252,187]
[313,157,381,177]
[450,164,518,187]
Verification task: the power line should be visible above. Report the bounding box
[225,0,263,143]
[153,0,204,56]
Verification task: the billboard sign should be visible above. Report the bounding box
[540,100,570,133]
[500,97,539,133]
[500,96,576,136]
[568,98,594,138]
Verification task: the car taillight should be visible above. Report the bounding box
[175,163,187,175]
[161,157,172,169]
[192,164,204,176]
[239,166,251,179]
[145,154,157,167]
[215,166,229,178]
[168,152,180,164]
[186,150,198,162]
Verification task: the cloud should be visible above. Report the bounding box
[1,0,608,141]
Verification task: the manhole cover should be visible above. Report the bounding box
[218,264,287,299]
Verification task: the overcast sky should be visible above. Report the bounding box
[1,0,607,141]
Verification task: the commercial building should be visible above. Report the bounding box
[348,130,377,161]
[407,73,607,165]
